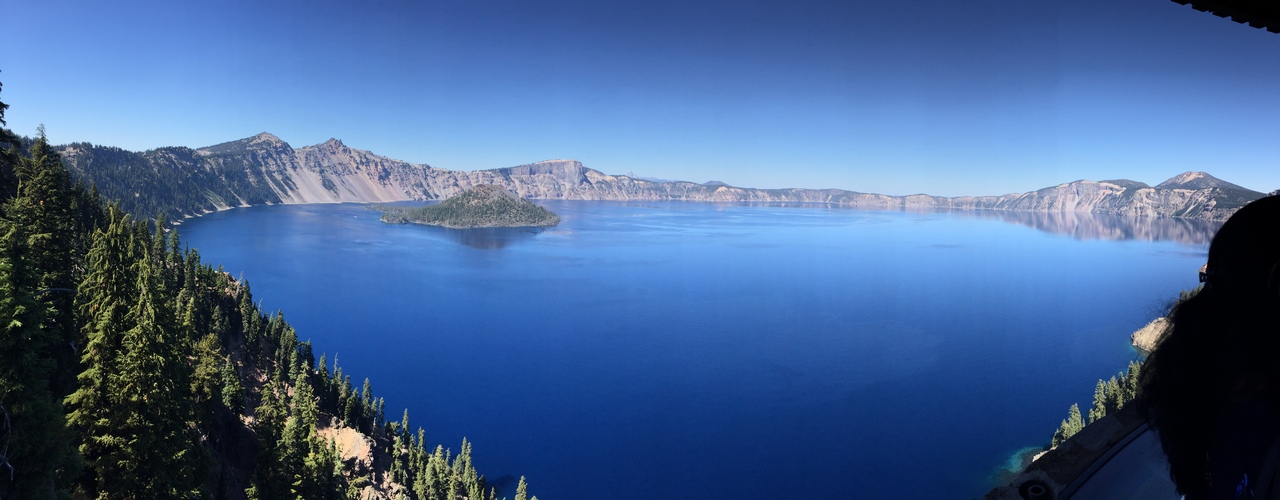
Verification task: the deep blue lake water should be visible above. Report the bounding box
[177,201,1214,499]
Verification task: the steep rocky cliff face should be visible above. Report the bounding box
[58,133,1267,221]
[1131,317,1170,354]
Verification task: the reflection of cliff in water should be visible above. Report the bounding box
[966,210,1221,244]
[438,226,544,249]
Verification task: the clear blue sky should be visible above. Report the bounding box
[3,0,1279,196]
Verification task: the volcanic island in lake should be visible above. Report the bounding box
[376,184,560,228]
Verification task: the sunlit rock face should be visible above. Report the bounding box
[59,134,1266,221]
[1131,317,1170,353]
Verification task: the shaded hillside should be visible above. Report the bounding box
[53,134,1267,221]
[379,185,560,228]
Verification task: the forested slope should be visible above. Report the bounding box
[0,88,536,498]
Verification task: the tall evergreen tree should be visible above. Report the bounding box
[191,331,224,421]
[361,377,373,431]
[221,356,244,414]
[1104,376,1123,413]
[12,130,82,397]
[515,476,528,500]
[247,380,290,500]
[107,253,201,497]
[282,376,315,497]
[1088,380,1108,424]
[0,200,78,498]
[1051,403,1085,447]
[1123,360,1143,402]
[65,208,140,495]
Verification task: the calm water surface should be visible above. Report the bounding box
[178,201,1211,499]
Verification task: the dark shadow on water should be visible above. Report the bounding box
[961,210,1222,245]
[488,475,517,497]
[437,226,545,249]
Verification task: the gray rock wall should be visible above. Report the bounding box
[61,133,1266,221]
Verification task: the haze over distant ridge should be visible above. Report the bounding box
[56,133,1267,222]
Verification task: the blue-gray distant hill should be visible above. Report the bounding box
[51,132,1267,221]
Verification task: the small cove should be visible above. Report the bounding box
[178,201,1212,498]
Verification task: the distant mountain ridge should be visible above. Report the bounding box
[55,133,1268,221]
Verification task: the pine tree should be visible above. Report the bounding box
[361,377,373,431]
[210,305,230,344]
[515,476,528,500]
[333,375,347,418]
[65,209,140,496]
[1124,360,1143,402]
[300,436,345,500]
[1105,376,1123,412]
[221,356,244,414]
[284,375,320,498]
[239,281,258,351]
[165,224,183,293]
[343,385,359,428]
[430,445,449,500]
[148,216,171,291]
[1089,380,1108,423]
[247,380,290,499]
[1068,403,1084,435]
[11,131,81,397]
[298,340,314,372]
[0,200,78,498]
[107,254,201,498]
[455,438,480,494]
[191,331,224,421]
[376,397,386,429]
[1051,403,1085,447]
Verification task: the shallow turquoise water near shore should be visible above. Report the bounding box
[178,201,1211,498]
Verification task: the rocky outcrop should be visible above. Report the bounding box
[58,133,1268,221]
[1131,318,1170,353]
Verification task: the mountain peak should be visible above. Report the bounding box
[1156,171,1253,192]
[322,138,345,148]
[251,132,283,143]
[198,132,293,155]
